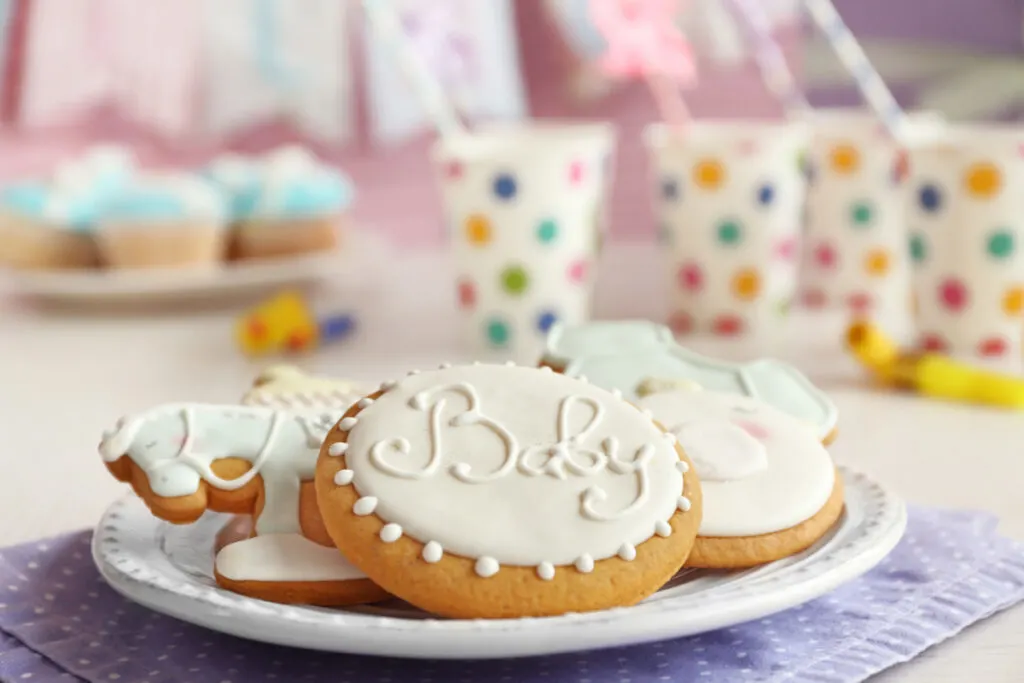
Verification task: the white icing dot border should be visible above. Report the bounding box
[329,362,696,579]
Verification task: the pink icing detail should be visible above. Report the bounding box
[733,419,770,441]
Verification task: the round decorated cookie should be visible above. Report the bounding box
[98,403,387,606]
[315,363,702,619]
[637,387,843,569]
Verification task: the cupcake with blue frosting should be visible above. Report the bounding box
[236,146,353,259]
[0,182,101,270]
[96,173,228,269]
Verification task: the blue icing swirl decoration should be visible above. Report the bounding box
[203,155,263,221]
[101,175,227,225]
[254,147,354,220]
[0,182,50,217]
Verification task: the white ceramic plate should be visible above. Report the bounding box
[93,468,906,660]
[4,251,344,305]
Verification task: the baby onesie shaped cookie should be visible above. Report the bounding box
[315,363,702,619]
[637,388,843,569]
[542,320,839,444]
[98,403,387,606]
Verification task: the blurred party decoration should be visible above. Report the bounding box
[590,0,697,128]
[19,0,200,137]
[200,0,353,143]
[363,0,525,144]
[800,0,907,141]
[723,0,808,113]
[846,321,1024,410]
[236,290,356,357]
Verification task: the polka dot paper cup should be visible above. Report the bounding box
[801,109,944,319]
[646,121,809,337]
[907,125,1024,371]
[434,122,615,361]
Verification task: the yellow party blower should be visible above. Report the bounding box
[846,322,1024,410]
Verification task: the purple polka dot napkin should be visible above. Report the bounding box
[2,506,1024,683]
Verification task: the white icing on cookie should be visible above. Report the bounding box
[98,404,343,535]
[639,390,835,537]
[242,366,371,415]
[673,421,768,481]
[341,364,688,573]
[544,321,838,440]
[214,533,366,582]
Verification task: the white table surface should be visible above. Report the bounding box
[1,241,1023,681]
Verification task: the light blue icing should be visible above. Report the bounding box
[201,166,262,221]
[101,177,226,224]
[0,183,49,216]
[256,170,354,219]
[545,321,839,439]
[0,183,98,232]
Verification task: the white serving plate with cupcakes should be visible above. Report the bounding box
[5,249,344,305]
[93,468,905,659]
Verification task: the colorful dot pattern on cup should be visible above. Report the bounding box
[731,268,762,301]
[693,158,725,190]
[486,318,511,347]
[939,278,969,312]
[536,310,558,333]
[465,214,492,245]
[677,262,703,291]
[850,201,873,227]
[910,233,927,263]
[964,162,1001,199]
[864,249,890,276]
[492,173,517,200]
[1002,287,1024,315]
[501,265,530,295]
[446,154,602,352]
[803,136,920,316]
[830,144,860,174]
[717,220,742,246]
[918,184,942,212]
[978,336,1008,357]
[655,133,806,337]
[987,230,1014,259]
[537,219,558,244]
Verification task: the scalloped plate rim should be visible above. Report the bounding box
[92,466,906,660]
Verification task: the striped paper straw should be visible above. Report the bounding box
[801,0,909,140]
[724,0,810,114]
[361,0,466,137]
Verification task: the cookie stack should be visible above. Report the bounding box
[97,321,844,619]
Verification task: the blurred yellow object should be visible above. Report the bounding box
[236,291,318,356]
[846,322,1024,409]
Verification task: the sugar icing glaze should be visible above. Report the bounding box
[241,366,371,413]
[638,389,835,537]
[338,364,690,579]
[98,404,343,535]
[545,321,838,439]
[214,533,366,582]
